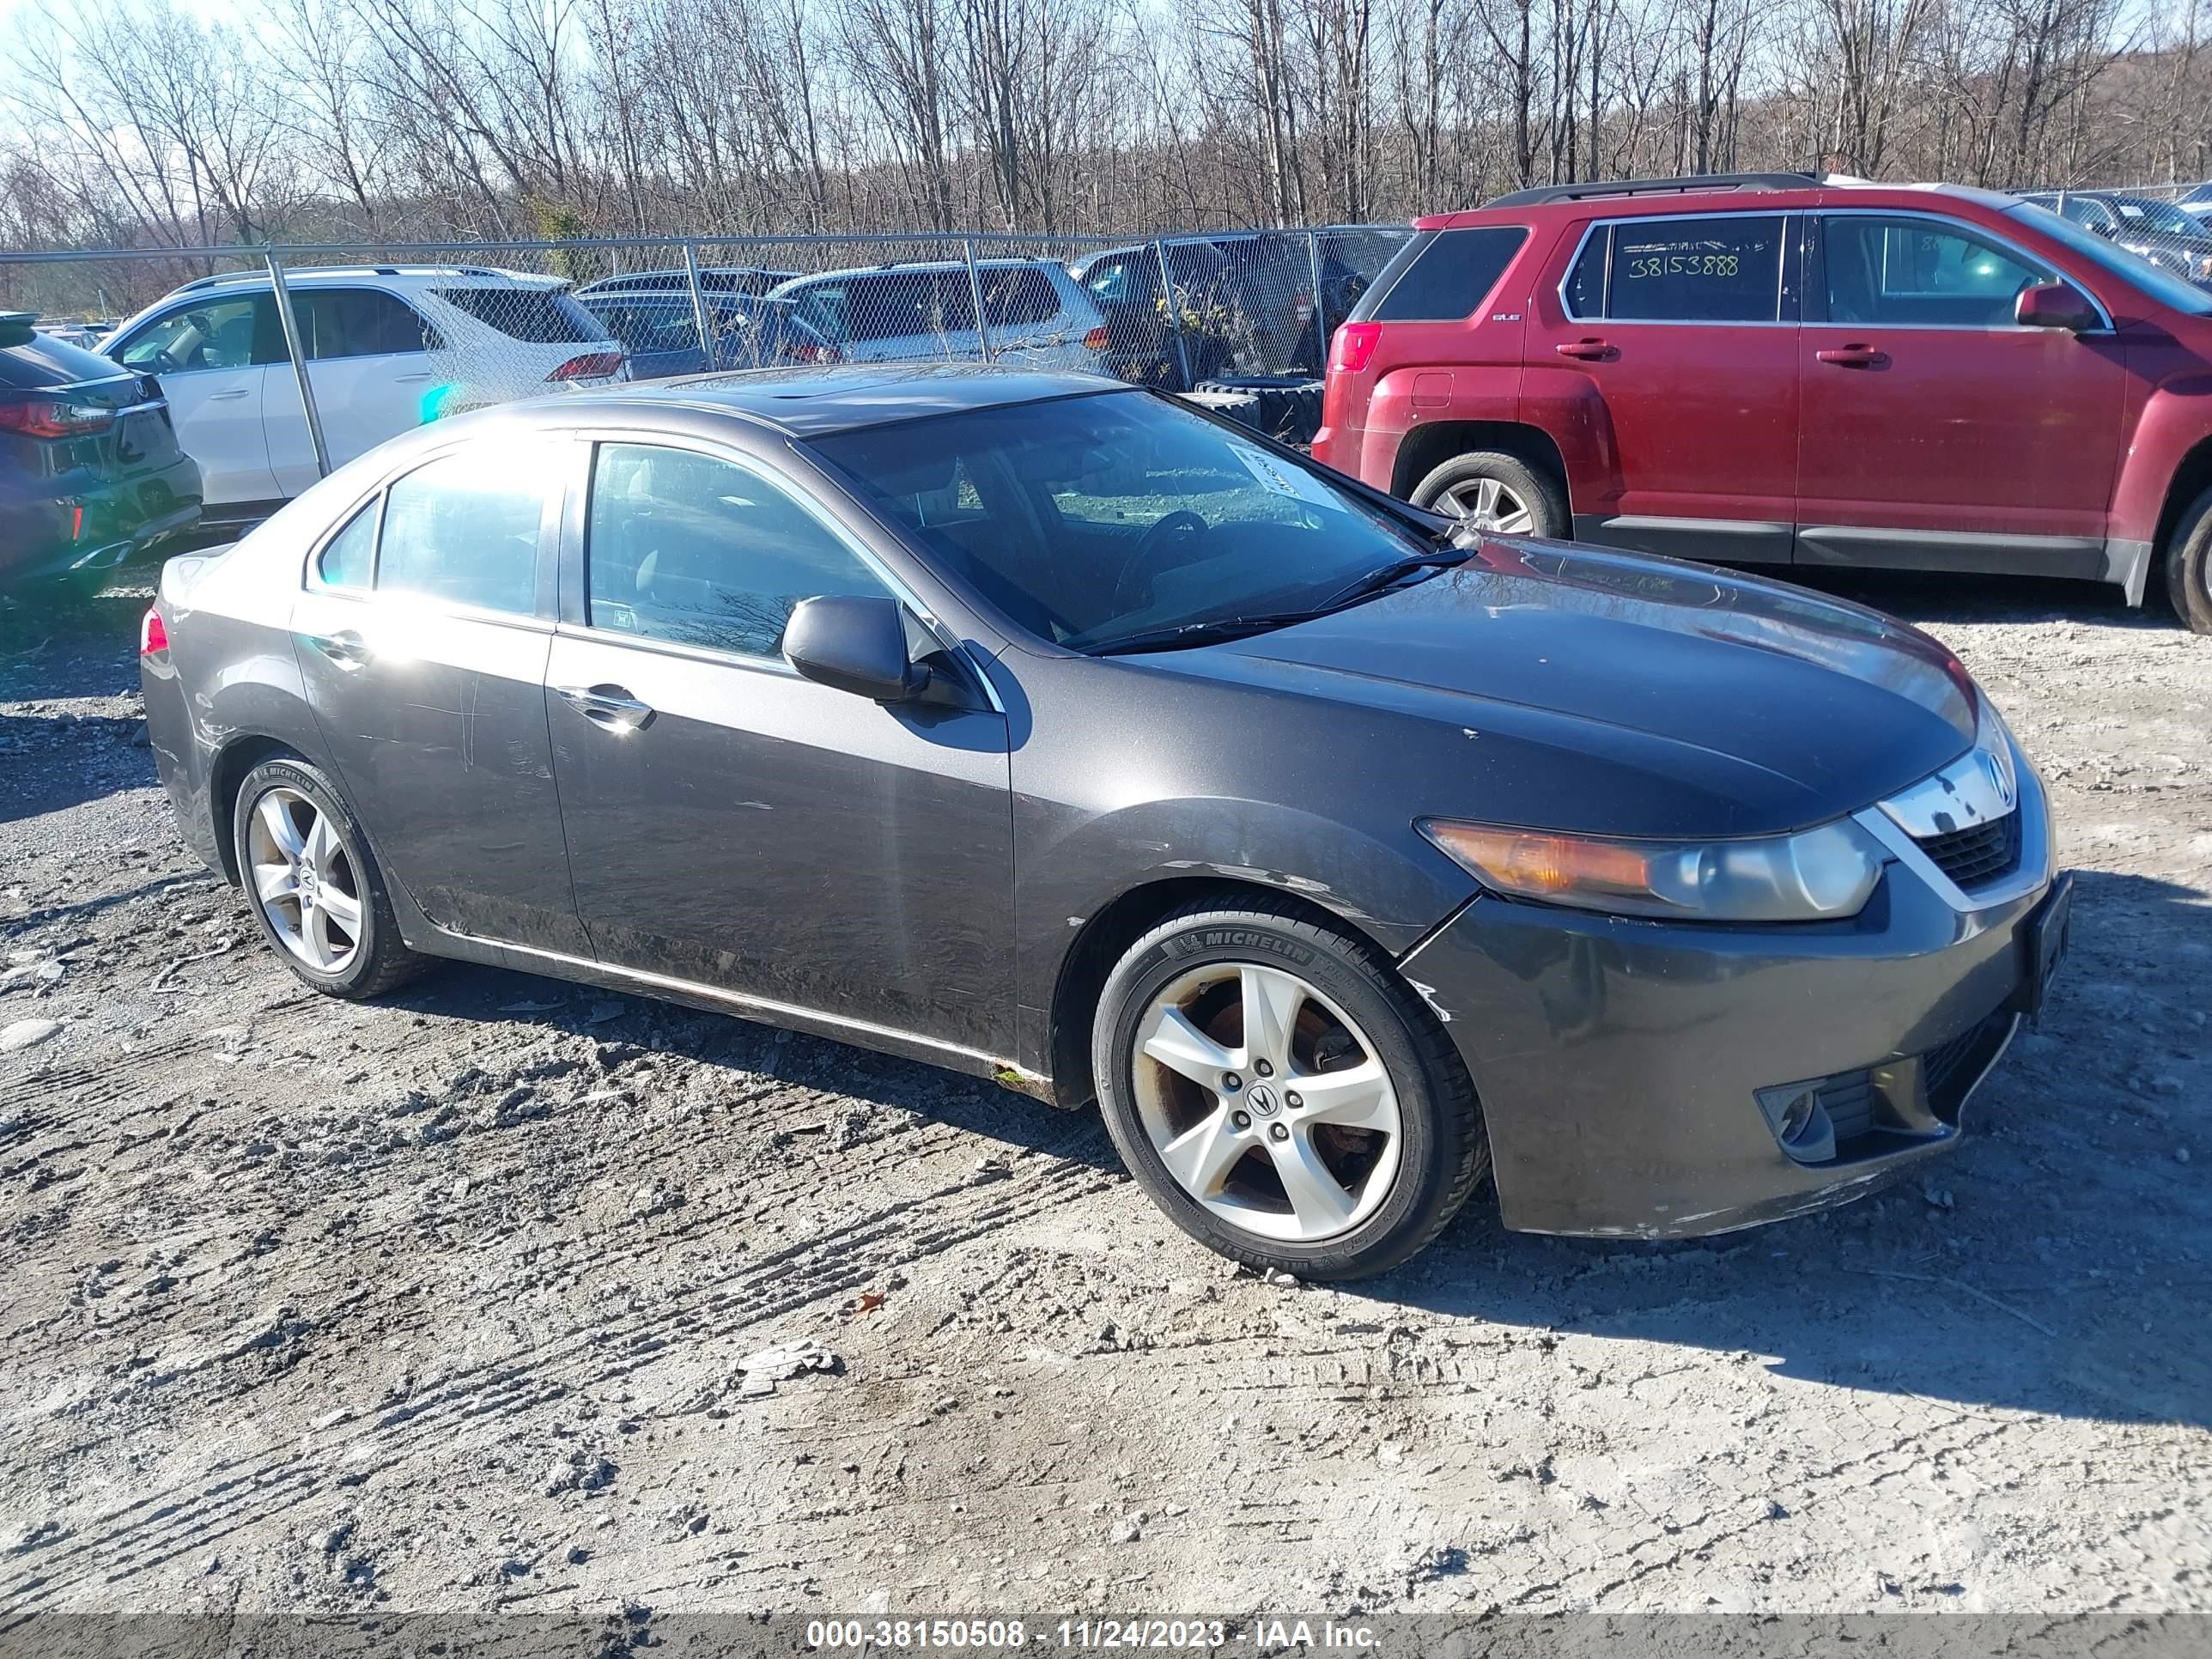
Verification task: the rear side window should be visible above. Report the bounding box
[314,499,379,591]
[1602,215,1784,322]
[1364,227,1529,321]
[585,442,890,659]
[981,269,1060,327]
[432,286,603,343]
[843,272,975,341]
[375,450,543,615]
[296,289,440,359]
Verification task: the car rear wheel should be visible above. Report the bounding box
[2164,483,2212,635]
[232,757,426,999]
[1091,896,1488,1280]
[1411,452,1568,539]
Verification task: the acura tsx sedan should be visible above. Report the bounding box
[141,366,2071,1279]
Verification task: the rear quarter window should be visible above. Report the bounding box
[1363,227,1530,321]
[433,286,605,343]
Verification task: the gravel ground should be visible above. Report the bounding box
[0,571,2207,1622]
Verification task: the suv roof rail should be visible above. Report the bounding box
[1482,172,1820,209]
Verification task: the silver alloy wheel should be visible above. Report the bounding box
[1130,961,1404,1243]
[245,787,364,975]
[1433,476,1535,534]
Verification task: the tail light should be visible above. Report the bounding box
[789,342,842,365]
[0,398,115,438]
[545,352,624,382]
[1294,284,1315,324]
[1334,321,1382,373]
[1083,325,1111,352]
[140,607,169,658]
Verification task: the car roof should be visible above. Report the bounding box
[161,265,568,297]
[1419,176,2020,228]
[495,363,1124,438]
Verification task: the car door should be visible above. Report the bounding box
[544,436,1016,1056]
[1796,210,2127,574]
[1527,211,1801,563]
[289,438,591,956]
[109,292,283,509]
[265,288,442,492]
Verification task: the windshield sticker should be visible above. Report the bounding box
[1227,441,1347,513]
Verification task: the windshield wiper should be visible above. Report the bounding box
[1085,611,1333,656]
[1315,549,1469,610]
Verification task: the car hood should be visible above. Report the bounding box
[1145,539,1979,840]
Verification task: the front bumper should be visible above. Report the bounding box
[1402,796,2059,1239]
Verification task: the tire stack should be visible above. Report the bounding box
[1182,375,1326,448]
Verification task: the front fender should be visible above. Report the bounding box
[2112,355,2212,549]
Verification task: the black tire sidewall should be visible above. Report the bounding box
[232,757,391,997]
[1091,910,1473,1278]
[2165,485,2212,635]
[1413,452,1569,539]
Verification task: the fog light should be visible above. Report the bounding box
[1755,1079,1839,1164]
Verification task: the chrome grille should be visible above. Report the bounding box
[1913,811,2021,890]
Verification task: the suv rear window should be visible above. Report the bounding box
[1570,215,1785,323]
[1360,227,1529,321]
[0,328,128,390]
[433,286,604,343]
[981,269,1060,327]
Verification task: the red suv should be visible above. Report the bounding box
[1314,172,2212,633]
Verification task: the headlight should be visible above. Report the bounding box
[1419,817,1886,922]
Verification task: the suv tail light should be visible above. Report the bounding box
[1334,322,1382,373]
[140,607,169,658]
[789,342,842,365]
[0,398,116,438]
[1083,325,1111,352]
[546,352,624,382]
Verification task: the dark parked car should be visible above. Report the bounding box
[1319,173,2212,632]
[141,367,2068,1279]
[578,293,842,380]
[2019,191,2212,285]
[1,311,201,595]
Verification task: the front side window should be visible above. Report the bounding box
[815,390,1432,652]
[375,450,543,615]
[1603,215,1784,322]
[116,295,272,373]
[1824,216,2050,328]
[314,499,379,591]
[586,443,890,659]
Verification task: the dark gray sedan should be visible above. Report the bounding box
[141,367,2069,1279]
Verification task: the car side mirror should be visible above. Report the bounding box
[2014,282,2099,332]
[783,594,928,702]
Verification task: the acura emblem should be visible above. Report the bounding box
[1980,747,2017,811]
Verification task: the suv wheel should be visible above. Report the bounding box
[1091,896,1489,1280]
[233,757,427,999]
[1412,452,1568,538]
[2165,483,2212,635]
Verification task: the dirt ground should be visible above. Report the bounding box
[1,569,2207,1624]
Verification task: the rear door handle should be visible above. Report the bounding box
[555,684,655,732]
[1555,339,1615,361]
[392,372,433,384]
[305,629,370,670]
[207,387,250,402]
[1816,345,1888,368]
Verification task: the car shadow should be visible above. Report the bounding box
[1775,566,2168,631]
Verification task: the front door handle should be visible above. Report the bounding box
[207,387,250,402]
[1555,339,1615,361]
[555,684,655,732]
[1816,345,1889,368]
[305,629,370,670]
[392,372,433,384]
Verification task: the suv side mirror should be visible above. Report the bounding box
[2014,282,2099,332]
[782,594,927,702]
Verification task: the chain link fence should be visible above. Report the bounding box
[2015,183,2212,288]
[0,228,1413,520]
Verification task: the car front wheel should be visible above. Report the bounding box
[2165,483,2212,635]
[1092,896,1488,1279]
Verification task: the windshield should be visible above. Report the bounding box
[2111,198,2201,236]
[813,391,1436,651]
[2008,202,2212,314]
